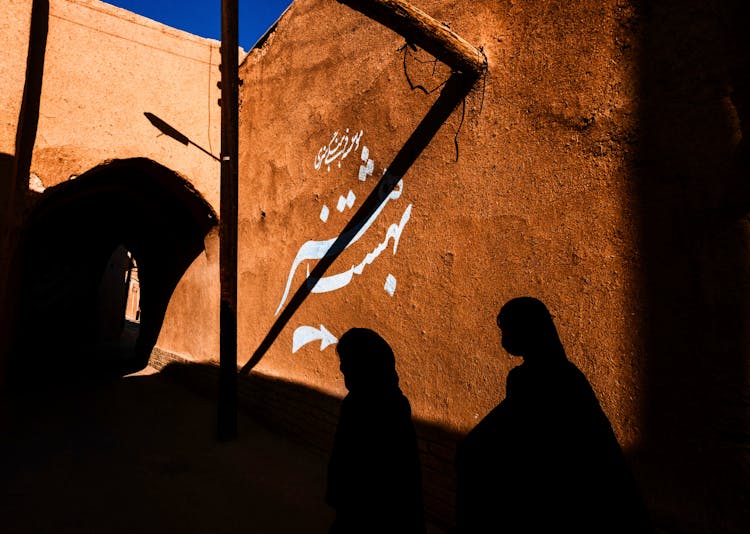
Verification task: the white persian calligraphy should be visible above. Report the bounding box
[314,129,364,172]
[359,147,374,181]
[320,205,330,223]
[306,204,412,294]
[285,130,412,354]
[336,190,356,212]
[274,179,406,316]
[384,274,397,296]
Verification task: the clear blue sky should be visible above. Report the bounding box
[104,0,294,51]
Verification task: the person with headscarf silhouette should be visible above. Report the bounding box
[456,297,651,533]
[326,328,426,534]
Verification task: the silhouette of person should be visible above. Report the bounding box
[326,328,426,534]
[456,297,651,533]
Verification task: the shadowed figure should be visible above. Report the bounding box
[456,297,651,533]
[326,328,426,534]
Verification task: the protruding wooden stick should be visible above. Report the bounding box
[337,0,487,77]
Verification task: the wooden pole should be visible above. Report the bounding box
[0,0,48,383]
[217,0,239,441]
[336,0,487,76]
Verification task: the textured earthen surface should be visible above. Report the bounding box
[3,0,749,531]
[238,0,642,440]
[236,1,750,530]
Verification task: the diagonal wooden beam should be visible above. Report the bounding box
[337,0,487,77]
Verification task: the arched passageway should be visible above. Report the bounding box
[12,158,216,381]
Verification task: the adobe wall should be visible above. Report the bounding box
[3,0,747,530]
[2,0,223,202]
[239,0,640,441]
[1,0,224,363]
[237,0,749,531]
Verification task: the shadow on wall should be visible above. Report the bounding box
[241,71,480,375]
[10,158,217,386]
[456,298,650,533]
[327,328,426,534]
[637,1,750,531]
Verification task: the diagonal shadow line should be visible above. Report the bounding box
[240,72,477,375]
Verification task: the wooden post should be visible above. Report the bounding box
[217,0,239,441]
[336,0,487,76]
[0,0,49,381]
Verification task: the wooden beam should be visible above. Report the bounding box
[337,0,486,77]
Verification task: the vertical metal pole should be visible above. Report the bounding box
[218,0,238,441]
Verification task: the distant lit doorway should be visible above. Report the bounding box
[92,245,141,356]
[13,158,216,381]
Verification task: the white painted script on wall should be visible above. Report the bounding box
[284,128,413,354]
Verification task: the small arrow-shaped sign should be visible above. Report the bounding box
[292,324,339,353]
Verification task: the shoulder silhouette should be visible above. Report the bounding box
[326,328,426,534]
[456,297,651,533]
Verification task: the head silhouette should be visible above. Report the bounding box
[496,297,566,362]
[336,328,399,392]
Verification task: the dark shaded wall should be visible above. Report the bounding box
[149,349,462,529]
[12,159,217,381]
[0,0,225,380]
[636,1,750,530]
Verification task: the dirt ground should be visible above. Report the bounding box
[0,367,336,533]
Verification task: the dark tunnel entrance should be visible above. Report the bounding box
[11,158,217,382]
